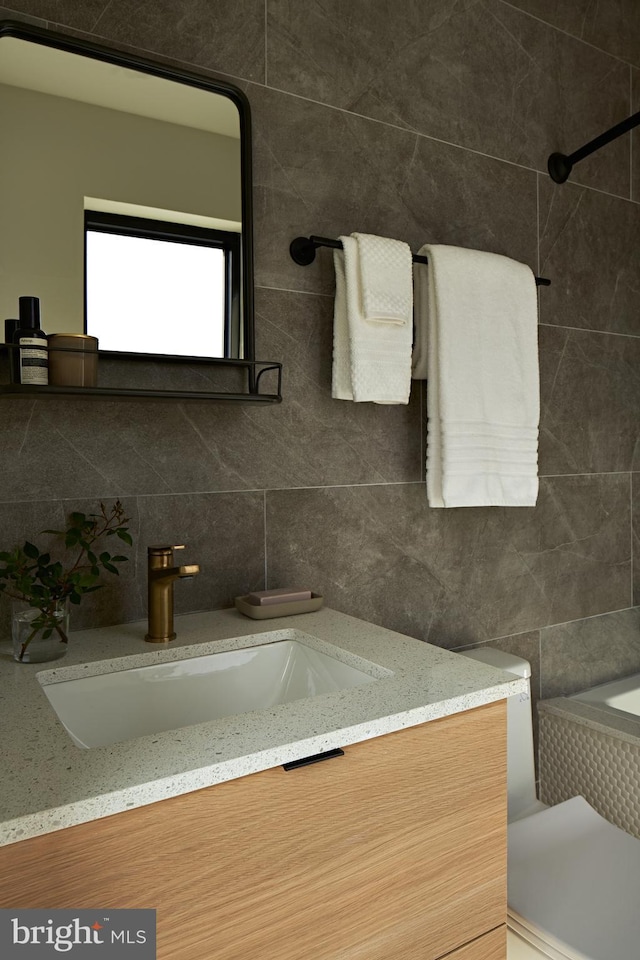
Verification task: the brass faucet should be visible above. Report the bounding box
[145,544,200,642]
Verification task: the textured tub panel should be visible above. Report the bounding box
[539,711,640,839]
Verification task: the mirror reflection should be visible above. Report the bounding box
[0,33,247,360]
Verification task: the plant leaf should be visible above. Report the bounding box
[116,530,133,545]
[23,542,39,559]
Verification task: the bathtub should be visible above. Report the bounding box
[538,674,640,840]
[572,672,640,721]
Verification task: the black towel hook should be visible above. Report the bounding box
[290,235,551,287]
[548,110,640,184]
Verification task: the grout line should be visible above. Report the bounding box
[538,629,543,703]
[420,380,425,479]
[255,283,334,299]
[497,0,640,71]
[454,604,640,649]
[1,473,636,510]
[632,66,635,193]
[540,470,632,478]
[263,489,268,588]
[264,0,268,87]
[538,322,640,341]
[536,171,541,280]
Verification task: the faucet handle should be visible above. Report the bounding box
[148,544,185,556]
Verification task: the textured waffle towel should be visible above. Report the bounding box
[425,244,540,507]
[332,233,413,404]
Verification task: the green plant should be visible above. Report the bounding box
[0,501,132,660]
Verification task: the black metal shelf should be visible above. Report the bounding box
[0,382,282,402]
[0,345,282,403]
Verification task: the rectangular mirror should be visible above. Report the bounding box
[0,21,255,363]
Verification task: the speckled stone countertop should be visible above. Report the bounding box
[0,606,526,846]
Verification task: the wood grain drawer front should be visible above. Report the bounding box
[444,926,506,960]
[0,700,506,960]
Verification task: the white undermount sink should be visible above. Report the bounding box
[40,638,380,749]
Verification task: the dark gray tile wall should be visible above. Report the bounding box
[506,0,640,68]
[539,608,640,699]
[1,2,638,732]
[633,69,640,203]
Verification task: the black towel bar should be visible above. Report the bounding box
[548,110,640,184]
[289,235,551,286]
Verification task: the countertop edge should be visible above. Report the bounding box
[1,678,523,846]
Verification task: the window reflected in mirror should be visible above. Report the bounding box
[85,212,240,357]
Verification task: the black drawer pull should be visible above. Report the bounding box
[282,748,344,771]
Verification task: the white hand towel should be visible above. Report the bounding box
[352,232,413,324]
[331,234,413,404]
[425,244,539,507]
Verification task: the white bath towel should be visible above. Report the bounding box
[331,234,413,404]
[425,244,539,507]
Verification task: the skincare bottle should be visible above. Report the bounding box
[14,296,48,385]
[4,318,20,382]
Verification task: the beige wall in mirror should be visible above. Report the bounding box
[0,38,242,354]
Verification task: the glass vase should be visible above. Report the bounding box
[12,600,69,663]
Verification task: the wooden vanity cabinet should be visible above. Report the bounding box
[0,700,506,960]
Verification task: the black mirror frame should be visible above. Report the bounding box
[0,19,256,369]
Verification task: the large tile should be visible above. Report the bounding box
[266,0,630,195]
[0,397,245,501]
[540,608,640,698]
[0,293,422,499]
[266,475,631,648]
[251,84,538,295]
[91,0,265,82]
[0,2,105,31]
[0,398,121,502]
[539,325,640,475]
[249,287,422,485]
[539,177,640,336]
[1,0,266,82]
[0,5,46,25]
[0,491,264,644]
[135,491,265,614]
[506,0,640,67]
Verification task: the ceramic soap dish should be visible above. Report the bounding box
[235,593,324,620]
